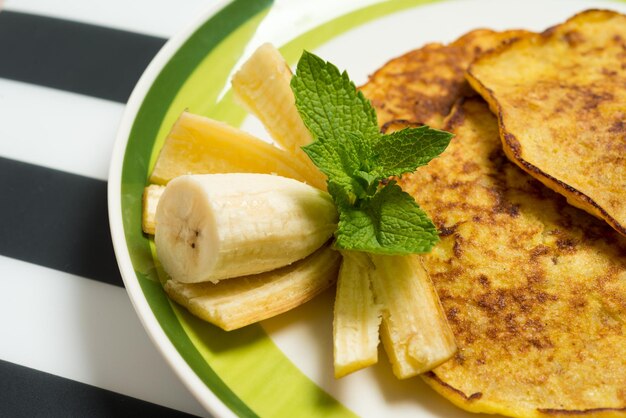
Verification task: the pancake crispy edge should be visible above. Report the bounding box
[466,9,626,236]
[400,98,626,417]
[359,28,531,130]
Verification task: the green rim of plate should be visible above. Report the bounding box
[119,0,442,416]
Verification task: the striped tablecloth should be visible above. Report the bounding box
[0,1,212,416]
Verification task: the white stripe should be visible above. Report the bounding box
[0,78,123,181]
[0,255,207,417]
[3,0,207,38]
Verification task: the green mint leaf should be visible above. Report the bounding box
[303,131,371,202]
[292,50,379,150]
[370,126,453,178]
[334,182,439,254]
[327,180,352,208]
[301,136,359,200]
[291,51,453,255]
[301,130,371,177]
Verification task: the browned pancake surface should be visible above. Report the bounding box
[467,9,626,236]
[362,22,626,417]
[398,98,626,417]
[359,28,530,129]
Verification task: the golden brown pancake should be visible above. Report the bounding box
[361,23,626,417]
[399,98,626,417]
[359,28,530,129]
[466,9,626,236]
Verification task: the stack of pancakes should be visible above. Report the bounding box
[360,10,626,417]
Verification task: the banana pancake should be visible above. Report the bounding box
[396,98,626,417]
[359,28,530,129]
[466,10,626,236]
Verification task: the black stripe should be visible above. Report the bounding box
[0,157,123,287]
[0,360,202,418]
[0,11,166,103]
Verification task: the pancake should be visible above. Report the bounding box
[399,98,626,417]
[359,28,530,129]
[466,10,626,236]
[361,24,626,417]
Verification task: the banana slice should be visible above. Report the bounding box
[231,43,326,190]
[333,251,382,378]
[155,173,338,283]
[164,245,340,331]
[369,254,456,379]
[142,184,165,235]
[149,111,321,188]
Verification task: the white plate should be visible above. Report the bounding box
[108,0,626,416]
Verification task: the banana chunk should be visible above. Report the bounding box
[142,184,165,235]
[164,245,340,331]
[150,112,317,186]
[370,254,456,379]
[333,251,382,378]
[232,43,326,190]
[155,173,338,283]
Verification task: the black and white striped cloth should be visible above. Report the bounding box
[0,1,214,416]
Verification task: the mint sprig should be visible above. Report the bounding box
[291,51,453,255]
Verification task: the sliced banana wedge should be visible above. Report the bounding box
[369,254,456,379]
[232,43,326,190]
[333,251,382,378]
[155,173,338,283]
[164,245,340,331]
[142,184,165,235]
[149,111,320,187]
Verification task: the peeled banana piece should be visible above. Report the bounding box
[369,254,456,379]
[155,173,338,283]
[149,111,318,187]
[231,43,327,190]
[142,184,165,235]
[165,245,341,331]
[333,251,382,378]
